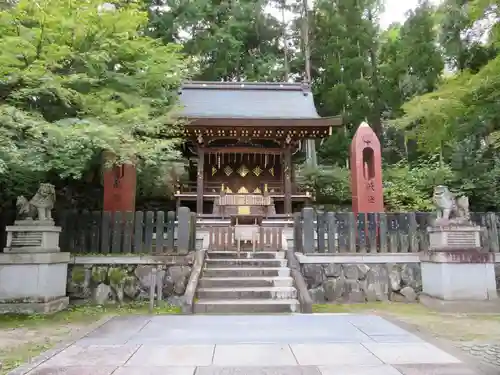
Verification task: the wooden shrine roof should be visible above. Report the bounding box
[177,81,342,127]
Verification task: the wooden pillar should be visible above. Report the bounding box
[196,147,204,214]
[284,146,292,214]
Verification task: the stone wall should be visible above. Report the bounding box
[301,263,421,303]
[67,253,195,306]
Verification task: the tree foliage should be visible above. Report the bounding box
[0,0,187,180]
[2,0,500,211]
[147,0,286,81]
[388,0,500,211]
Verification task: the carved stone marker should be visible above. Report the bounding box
[420,186,497,301]
[0,183,69,314]
[350,122,384,214]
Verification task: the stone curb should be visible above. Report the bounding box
[381,314,500,375]
[182,249,206,314]
[285,249,312,313]
[6,314,115,375]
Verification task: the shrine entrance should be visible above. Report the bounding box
[208,151,282,197]
[203,145,285,217]
[172,81,342,216]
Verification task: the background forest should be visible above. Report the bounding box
[1,0,499,212]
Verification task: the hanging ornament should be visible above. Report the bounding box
[265,154,268,168]
[217,153,221,169]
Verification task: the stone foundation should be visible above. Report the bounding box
[67,253,195,306]
[301,263,421,303]
[0,252,70,314]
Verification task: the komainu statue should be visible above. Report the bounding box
[17,183,56,221]
[432,185,470,224]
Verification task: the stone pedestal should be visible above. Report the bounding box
[4,220,61,253]
[0,220,69,314]
[421,225,497,301]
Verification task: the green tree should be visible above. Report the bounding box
[0,0,187,181]
[377,2,444,121]
[309,0,383,167]
[378,24,407,119]
[438,0,497,73]
[311,0,381,125]
[399,1,444,95]
[147,0,287,81]
[392,0,500,211]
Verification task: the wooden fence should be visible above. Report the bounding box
[207,226,284,251]
[294,210,500,254]
[0,208,197,254]
[2,207,500,254]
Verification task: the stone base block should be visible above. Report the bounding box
[0,297,69,315]
[0,252,69,309]
[421,261,497,300]
[419,294,500,313]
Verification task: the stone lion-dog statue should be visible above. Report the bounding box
[16,183,56,221]
[432,185,469,224]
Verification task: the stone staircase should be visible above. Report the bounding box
[194,251,300,313]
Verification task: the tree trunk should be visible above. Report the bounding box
[367,7,383,140]
[282,0,289,81]
[301,0,311,82]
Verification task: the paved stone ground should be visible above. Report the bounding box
[10,314,489,375]
[458,342,500,367]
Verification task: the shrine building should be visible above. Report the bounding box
[174,81,343,215]
[102,81,385,217]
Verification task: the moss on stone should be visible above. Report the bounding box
[71,267,86,284]
[91,267,108,283]
[123,275,136,287]
[108,267,128,286]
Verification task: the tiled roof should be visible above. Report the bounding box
[178,81,321,119]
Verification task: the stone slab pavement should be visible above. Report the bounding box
[8,314,495,375]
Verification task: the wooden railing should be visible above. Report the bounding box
[176,181,308,194]
[197,213,293,221]
[207,226,284,251]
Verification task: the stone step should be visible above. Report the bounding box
[193,299,300,314]
[199,276,294,288]
[205,259,287,268]
[207,251,285,260]
[197,287,297,300]
[202,267,290,278]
